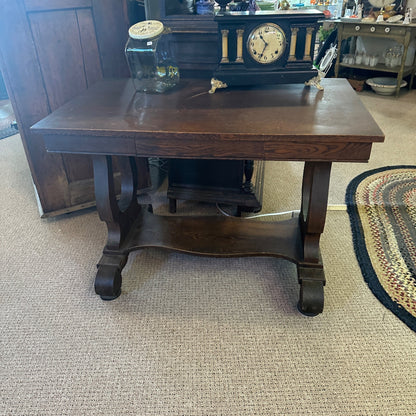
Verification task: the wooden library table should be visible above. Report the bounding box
[32,78,384,316]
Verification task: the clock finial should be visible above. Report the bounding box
[214,0,232,12]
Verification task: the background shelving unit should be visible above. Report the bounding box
[334,20,416,96]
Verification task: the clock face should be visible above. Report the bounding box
[247,23,286,65]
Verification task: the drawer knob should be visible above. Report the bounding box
[355,25,361,31]
[370,26,376,32]
[385,27,391,33]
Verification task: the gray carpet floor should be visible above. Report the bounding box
[1,89,415,415]
[0,100,17,140]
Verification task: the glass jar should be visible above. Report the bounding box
[125,20,179,93]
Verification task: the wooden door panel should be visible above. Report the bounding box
[23,0,92,12]
[29,9,100,185]
[29,10,89,111]
[64,8,103,183]
[92,0,131,78]
[29,7,105,185]
[76,8,104,86]
[0,0,144,216]
[0,0,73,211]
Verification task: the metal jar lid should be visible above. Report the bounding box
[128,20,164,40]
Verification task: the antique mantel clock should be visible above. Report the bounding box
[210,9,324,92]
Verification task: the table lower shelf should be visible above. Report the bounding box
[113,209,302,259]
[96,208,325,316]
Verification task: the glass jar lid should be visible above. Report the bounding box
[128,20,164,40]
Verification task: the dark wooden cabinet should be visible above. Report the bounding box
[168,159,264,214]
[0,0,149,217]
[146,0,265,213]
[146,0,218,78]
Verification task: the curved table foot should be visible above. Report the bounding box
[95,254,128,301]
[95,265,122,300]
[298,279,324,316]
[297,265,325,316]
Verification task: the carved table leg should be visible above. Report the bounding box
[243,160,254,193]
[92,155,141,300]
[297,161,332,316]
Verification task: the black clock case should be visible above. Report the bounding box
[213,10,324,86]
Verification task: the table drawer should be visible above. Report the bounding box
[342,23,407,37]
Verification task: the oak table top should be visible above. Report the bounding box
[33,78,384,162]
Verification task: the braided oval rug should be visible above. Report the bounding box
[346,166,416,332]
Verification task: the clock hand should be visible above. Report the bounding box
[259,41,268,58]
[259,34,269,47]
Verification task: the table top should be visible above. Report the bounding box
[32,78,384,162]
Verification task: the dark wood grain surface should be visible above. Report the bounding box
[33,78,384,162]
[34,78,383,141]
